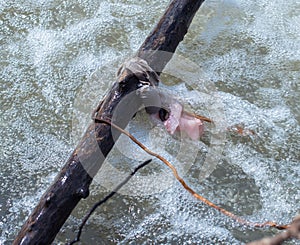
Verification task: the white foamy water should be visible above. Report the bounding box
[0,0,299,244]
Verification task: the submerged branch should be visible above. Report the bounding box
[68,159,152,245]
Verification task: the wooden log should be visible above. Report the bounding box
[138,0,205,73]
[13,0,205,244]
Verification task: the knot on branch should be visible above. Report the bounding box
[116,57,162,115]
[117,57,160,88]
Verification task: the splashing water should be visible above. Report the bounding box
[0,0,299,244]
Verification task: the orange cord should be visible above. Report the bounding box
[184,111,214,123]
[95,118,289,230]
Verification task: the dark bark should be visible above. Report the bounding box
[138,0,205,74]
[13,0,205,244]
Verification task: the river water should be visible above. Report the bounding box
[0,0,299,244]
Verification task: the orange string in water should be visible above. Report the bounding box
[184,111,214,123]
[95,118,289,230]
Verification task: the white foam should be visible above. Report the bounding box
[1,0,299,243]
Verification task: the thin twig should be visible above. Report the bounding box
[68,159,152,245]
[96,118,290,230]
[247,215,300,245]
[184,111,213,123]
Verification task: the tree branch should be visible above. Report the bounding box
[247,215,300,245]
[68,159,152,245]
[13,0,205,244]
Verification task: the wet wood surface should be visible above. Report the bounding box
[13,0,205,244]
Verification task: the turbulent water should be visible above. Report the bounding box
[0,0,299,244]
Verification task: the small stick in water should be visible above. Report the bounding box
[68,159,152,245]
[184,110,213,123]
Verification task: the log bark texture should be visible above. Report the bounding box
[13,0,205,244]
[138,0,204,73]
